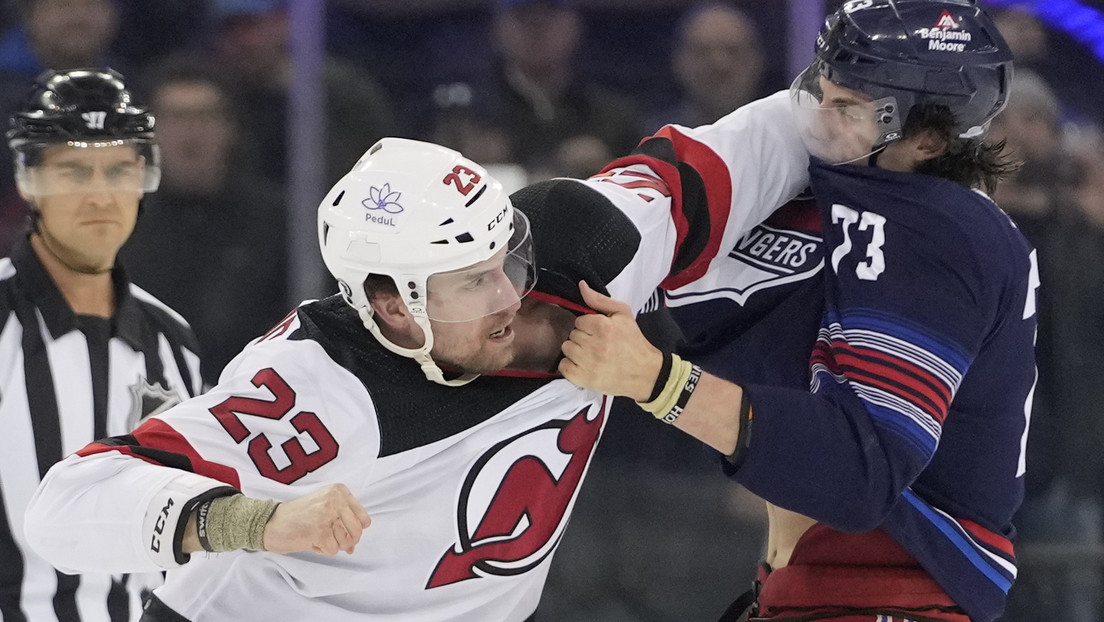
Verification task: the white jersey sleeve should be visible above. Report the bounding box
[26,452,232,573]
[25,312,382,573]
[666,90,809,240]
[596,90,809,292]
[511,92,808,317]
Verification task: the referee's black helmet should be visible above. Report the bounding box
[8,68,155,150]
[7,68,161,196]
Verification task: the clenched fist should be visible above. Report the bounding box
[263,483,372,556]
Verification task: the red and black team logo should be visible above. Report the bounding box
[426,400,607,588]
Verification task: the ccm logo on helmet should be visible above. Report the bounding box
[487,205,508,232]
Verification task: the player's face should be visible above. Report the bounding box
[426,304,521,375]
[425,249,526,374]
[811,77,884,164]
[791,71,891,165]
[29,144,144,272]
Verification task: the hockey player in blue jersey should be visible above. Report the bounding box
[560,1,1036,621]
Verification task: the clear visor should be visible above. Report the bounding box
[425,210,537,323]
[789,63,902,165]
[15,139,161,197]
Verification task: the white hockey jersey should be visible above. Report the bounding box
[24,92,809,622]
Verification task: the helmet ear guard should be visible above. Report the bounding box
[318,137,536,386]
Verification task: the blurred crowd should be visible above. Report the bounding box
[0,0,1102,619]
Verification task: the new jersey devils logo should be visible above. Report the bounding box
[426,400,607,588]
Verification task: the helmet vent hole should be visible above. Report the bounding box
[464,185,487,207]
[431,239,449,245]
[322,222,331,244]
[333,190,345,206]
[455,233,474,243]
[439,218,454,226]
[489,241,496,250]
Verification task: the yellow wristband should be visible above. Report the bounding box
[636,354,694,418]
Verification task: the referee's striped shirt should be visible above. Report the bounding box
[1,240,203,622]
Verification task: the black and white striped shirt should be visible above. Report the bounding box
[0,240,203,622]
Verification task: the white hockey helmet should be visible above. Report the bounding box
[318,137,536,385]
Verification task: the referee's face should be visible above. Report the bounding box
[29,144,144,272]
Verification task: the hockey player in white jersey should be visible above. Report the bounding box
[25,89,809,621]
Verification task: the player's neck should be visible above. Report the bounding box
[31,235,116,318]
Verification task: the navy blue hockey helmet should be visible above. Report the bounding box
[815,0,1012,142]
[7,68,161,195]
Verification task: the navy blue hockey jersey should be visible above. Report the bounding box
[718,160,1037,621]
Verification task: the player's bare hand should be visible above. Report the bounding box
[559,281,663,401]
[262,483,371,556]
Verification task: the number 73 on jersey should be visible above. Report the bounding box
[830,203,887,281]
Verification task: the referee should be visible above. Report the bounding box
[0,69,203,621]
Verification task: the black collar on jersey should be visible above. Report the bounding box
[10,236,149,351]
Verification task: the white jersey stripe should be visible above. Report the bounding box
[841,328,962,390]
[923,499,1019,578]
[824,323,963,391]
[850,382,942,440]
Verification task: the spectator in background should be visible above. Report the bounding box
[110,0,210,70]
[427,81,529,194]
[989,69,1104,622]
[121,56,289,386]
[1035,127,1104,622]
[990,70,1080,234]
[0,0,124,256]
[992,8,1048,69]
[478,0,643,179]
[993,7,1104,128]
[209,0,399,186]
[645,2,765,132]
[0,0,123,78]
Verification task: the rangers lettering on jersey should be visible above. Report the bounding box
[710,223,823,304]
[735,226,820,270]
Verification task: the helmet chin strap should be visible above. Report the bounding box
[356,306,479,387]
[830,143,888,168]
[866,144,887,168]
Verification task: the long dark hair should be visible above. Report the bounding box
[905,103,1021,194]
